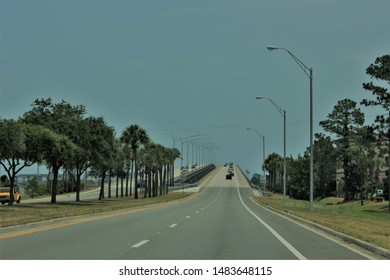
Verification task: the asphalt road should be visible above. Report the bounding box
[0,166,382,260]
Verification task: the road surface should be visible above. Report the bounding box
[0,165,383,260]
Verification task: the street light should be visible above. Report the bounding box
[201,142,218,165]
[255,97,286,197]
[267,45,314,210]
[189,137,211,168]
[180,134,206,169]
[165,132,177,148]
[246,127,266,185]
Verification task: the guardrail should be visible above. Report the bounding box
[236,165,269,197]
[173,164,216,185]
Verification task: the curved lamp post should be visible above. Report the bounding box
[267,45,313,210]
[246,127,265,175]
[255,97,286,197]
[246,128,266,177]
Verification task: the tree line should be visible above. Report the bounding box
[0,98,180,205]
[259,54,389,202]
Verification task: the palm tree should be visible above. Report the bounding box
[263,153,283,192]
[147,143,167,197]
[139,144,155,198]
[122,145,133,197]
[120,124,149,199]
[166,148,180,193]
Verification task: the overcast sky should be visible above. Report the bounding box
[1,0,389,176]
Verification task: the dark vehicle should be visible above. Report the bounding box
[226,173,232,180]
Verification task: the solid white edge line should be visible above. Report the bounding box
[234,176,307,260]
[248,197,379,260]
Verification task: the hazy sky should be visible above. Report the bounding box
[1,0,389,176]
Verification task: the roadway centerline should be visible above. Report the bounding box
[133,186,224,251]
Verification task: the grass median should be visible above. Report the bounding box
[254,194,390,250]
[0,192,193,228]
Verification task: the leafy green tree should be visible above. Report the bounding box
[85,121,116,201]
[351,126,384,203]
[24,177,50,198]
[23,98,86,135]
[63,116,90,201]
[288,153,310,200]
[80,117,116,201]
[361,54,390,134]
[0,120,67,204]
[0,120,31,205]
[361,54,389,207]
[120,124,149,199]
[320,99,365,201]
[0,120,32,190]
[38,128,77,203]
[22,98,85,203]
[313,133,337,198]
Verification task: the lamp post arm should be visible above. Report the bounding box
[267,98,285,117]
[279,48,312,79]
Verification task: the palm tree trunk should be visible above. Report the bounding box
[134,156,139,199]
[163,164,167,195]
[125,166,129,197]
[115,175,119,197]
[129,160,134,197]
[147,168,152,198]
[159,167,163,196]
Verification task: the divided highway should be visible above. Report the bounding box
[0,165,382,260]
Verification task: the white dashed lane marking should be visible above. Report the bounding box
[132,188,224,249]
[132,240,149,248]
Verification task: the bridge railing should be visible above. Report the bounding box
[236,165,269,197]
[170,164,216,190]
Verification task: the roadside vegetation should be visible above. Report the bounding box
[0,191,192,228]
[250,55,390,252]
[253,55,389,206]
[255,194,390,250]
[0,99,181,206]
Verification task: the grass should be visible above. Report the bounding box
[255,194,390,250]
[0,192,193,228]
